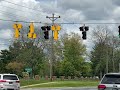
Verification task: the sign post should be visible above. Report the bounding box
[25,68,32,79]
[25,68,32,73]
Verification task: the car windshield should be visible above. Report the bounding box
[101,74,120,84]
[3,75,18,80]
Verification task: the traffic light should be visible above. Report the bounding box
[28,23,37,39]
[51,25,61,40]
[82,31,86,39]
[85,26,89,31]
[46,26,51,30]
[33,33,37,39]
[29,23,34,33]
[118,26,120,37]
[79,26,84,31]
[79,26,89,31]
[13,23,22,38]
[79,25,89,40]
[53,30,58,40]
[41,26,51,39]
[44,31,49,39]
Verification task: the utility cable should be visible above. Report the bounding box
[2,0,43,13]
[0,17,120,25]
[0,3,41,15]
[0,18,42,23]
[0,9,31,20]
[58,22,120,24]
[0,3,43,21]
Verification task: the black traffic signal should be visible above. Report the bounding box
[41,26,46,30]
[79,26,84,31]
[44,31,49,39]
[79,25,89,40]
[41,26,51,39]
[85,26,89,31]
[46,26,51,30]
[118,26,120,36]
[79,26,89,31]
[41,26,51,30]
[82,31,86,39]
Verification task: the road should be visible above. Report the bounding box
[21,87,97,90]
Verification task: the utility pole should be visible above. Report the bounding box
[106,46,108,73]
[46,14,60,81]
[112,36,115,72]
[119,63,120,73]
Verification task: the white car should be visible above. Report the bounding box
[0,74,20,90]
[98,73,120,90]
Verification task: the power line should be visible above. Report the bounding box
[0,9,30,20]
[59,22,120,24]
[0,18,120,25]
[0,18,15,22]
[0,18,42,23]
[0,9,42,23]
[2,0,43,13]
[0,2,44,21]
[0,3,41,15]
[1,1,120,25]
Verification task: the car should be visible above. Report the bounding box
[0,74,20,90]
[98,73,120,90]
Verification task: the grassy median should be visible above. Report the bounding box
[20,79,99,88]
[20,79,49,86]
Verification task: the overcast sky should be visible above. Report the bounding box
[0,0,120,52]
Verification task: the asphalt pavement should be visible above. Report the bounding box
[21,87,97,90]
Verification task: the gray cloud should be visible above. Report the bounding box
[112,0,120,6]
[58,0,116,20]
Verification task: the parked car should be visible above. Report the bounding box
[98,73,120,90]
[0,74,20,90]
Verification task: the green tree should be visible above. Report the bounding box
[0,40,46,76]
[60,60,75,77]
[60,32,88,77]
[11,41,46,76]
[81,62,92,77]
[90,42,108,77]
[0,49,13,73]
[6,61,24,76]
[90,25,120,78]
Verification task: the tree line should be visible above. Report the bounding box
[0,25,120,78]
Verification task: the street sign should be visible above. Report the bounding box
[25,68,32,73]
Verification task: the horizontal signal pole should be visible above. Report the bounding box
[1,18,120,24]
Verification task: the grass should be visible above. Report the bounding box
[20,79,49,86]
[20,79,99,88]
[31,80,99,88]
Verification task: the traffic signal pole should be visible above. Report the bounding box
[46,14,60,81]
